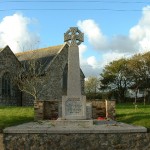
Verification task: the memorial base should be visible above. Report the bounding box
[3,121,148,150]
[56,118,93,127]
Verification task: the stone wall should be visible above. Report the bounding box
[0,46,21,106]
[3,133,150,150]
[44,101,59,120]
[91,100,116,120]
[22,92,34,106]
[92,101,106,119]
[34,101,59,121]
[34,100,116,121]
[34,101,44,120]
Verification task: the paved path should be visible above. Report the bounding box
[0,134,4,150]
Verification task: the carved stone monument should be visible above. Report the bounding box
[62,27,86,120]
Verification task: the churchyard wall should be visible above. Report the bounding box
[34,100,115,121]
[34,101,59,120]
[3,132,150,150]
[90,100,116,120]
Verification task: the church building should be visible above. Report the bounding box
[0,43,85,106]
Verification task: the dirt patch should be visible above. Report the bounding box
[0,134,4,150]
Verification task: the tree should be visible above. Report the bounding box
[100,51,150,103]
[85,76,100,99]
[14,51,49,101]
[100,58,132,102]
[127,53,150,104]
[127,54,144,103]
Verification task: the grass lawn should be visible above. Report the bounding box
[0,103,150,129]
[0,106,34,130]
[116,103,150,129]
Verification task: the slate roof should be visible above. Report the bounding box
[15,44,64,74]
[16,44,63,61]
[0,48,4,52]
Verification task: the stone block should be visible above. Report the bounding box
[62,95,86,120]
[56,119,93,127]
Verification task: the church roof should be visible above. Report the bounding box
[15,44,66,74]
[15,44,63,61]
[0,48,4,52]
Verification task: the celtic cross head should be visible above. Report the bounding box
[64,27,84,46]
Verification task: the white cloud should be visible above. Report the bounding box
[80,62,101,77]
[129,5,150,53]
[0,13,40,53]
[77,5,150,77]
[77,19,107,50]
[87,56,98,69]
[79,44,101,77]
[78,6,150,54]
[79,44,87,59]
[77,19,136,53]
[101,52,126,67]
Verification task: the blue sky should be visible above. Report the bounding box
[0,1,150,77]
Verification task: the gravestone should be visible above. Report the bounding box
[62,27,87,120]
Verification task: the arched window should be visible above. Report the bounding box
[2,72,11,97]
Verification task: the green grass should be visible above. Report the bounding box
[0,103,150,129]
[0,106,34,129]
[116,103,150,128]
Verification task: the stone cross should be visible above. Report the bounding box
[62,27,86,120]
[64,27,84,46]
[64,27,84,97]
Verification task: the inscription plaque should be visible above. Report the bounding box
[65,98,82,116]
[62,96,86,120]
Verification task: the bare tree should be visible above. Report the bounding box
[14,51,49,101]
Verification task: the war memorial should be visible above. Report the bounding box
[3,27,149,150]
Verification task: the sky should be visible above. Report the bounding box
[1,1,150,77]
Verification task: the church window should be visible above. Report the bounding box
[62,64,68,95]
[2,72,11,97]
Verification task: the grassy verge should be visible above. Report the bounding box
[0,106,34,130]
[116,103,150,128]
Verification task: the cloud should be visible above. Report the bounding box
[77,19,107,50]
[79,44,87,59]
[0,13,40,53]
[87,56,98,69]
[108,35,136,53]
[81,64,101,77]
[77,5,150,77]
[78,6,150,54]
[129,5,150,53]
[79,44,102,77]
[101,52,127,67]
[78,19,137,53]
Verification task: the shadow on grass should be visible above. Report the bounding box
[117,111,150,117]
[0,106,34,129]
[116,104,150,108]
[0,116,34,129]
[117,114,150,128]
